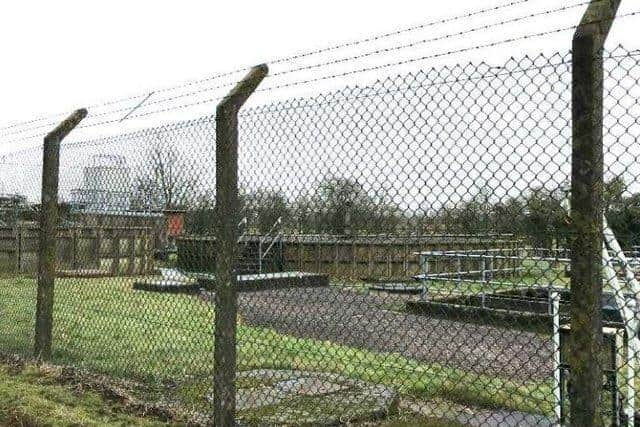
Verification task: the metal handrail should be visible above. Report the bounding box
[258,217,283,273]
[237,217,248,244]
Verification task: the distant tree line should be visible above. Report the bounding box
[93,137,640,249]
[184,177,402,236]
[428,175,640,248]
[163,167,640,250]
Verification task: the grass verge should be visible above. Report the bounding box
[0,360,169,426]
[0,276,553,422]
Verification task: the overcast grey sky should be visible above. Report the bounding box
[0,0,638,209]
[0,0,637,133]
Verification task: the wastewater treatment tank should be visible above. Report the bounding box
[406,287,626,332]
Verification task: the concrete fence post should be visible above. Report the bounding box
[34,108,87,360]
[214,64,268,426]
[570,1,620,425]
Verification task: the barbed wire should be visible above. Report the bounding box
[0,0,547,136]
[0,5,636,146]
[3,47,638,160]
[0,71,245,136]
[253,11,640,94]
[62,0,601,126]
[270,0,599,78]
[266,0,537,66]
[66,10,640,132]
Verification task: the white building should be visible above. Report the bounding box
[70,154,131,212]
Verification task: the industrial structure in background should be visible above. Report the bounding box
[68,153,185,256]
[70,154,131,213]
[0,0,635,426]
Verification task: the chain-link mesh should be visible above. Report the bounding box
[0,46,639,425]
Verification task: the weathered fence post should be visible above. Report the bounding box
[34,109,87,360]
[570,1,620,425]
[214,64,268,426]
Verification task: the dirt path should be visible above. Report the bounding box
[238,287,552,381]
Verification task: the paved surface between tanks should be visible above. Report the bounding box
[238,287,552,380]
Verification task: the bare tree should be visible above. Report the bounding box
[295,177,400,235]
[132,133,198,211]
[243,189,290,233]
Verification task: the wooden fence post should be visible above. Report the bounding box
[570,1,620,425]
[34,109,87,360]
[214,64,268,426]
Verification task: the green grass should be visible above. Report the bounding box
[0,276,553,421]
[0,362,168,426]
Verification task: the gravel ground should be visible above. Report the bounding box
[238,287,552,381]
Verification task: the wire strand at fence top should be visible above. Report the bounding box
[1,48,638,155]
[270,0,602,78]
[68,10,640,131]
[0,0,592,142]
[0,8,637,147]
[0,0,539,136]
[2,7,626,147]
[3,46,638,162]
[54,0,606,128]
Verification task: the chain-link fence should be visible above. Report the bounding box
[0,10,640,427]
